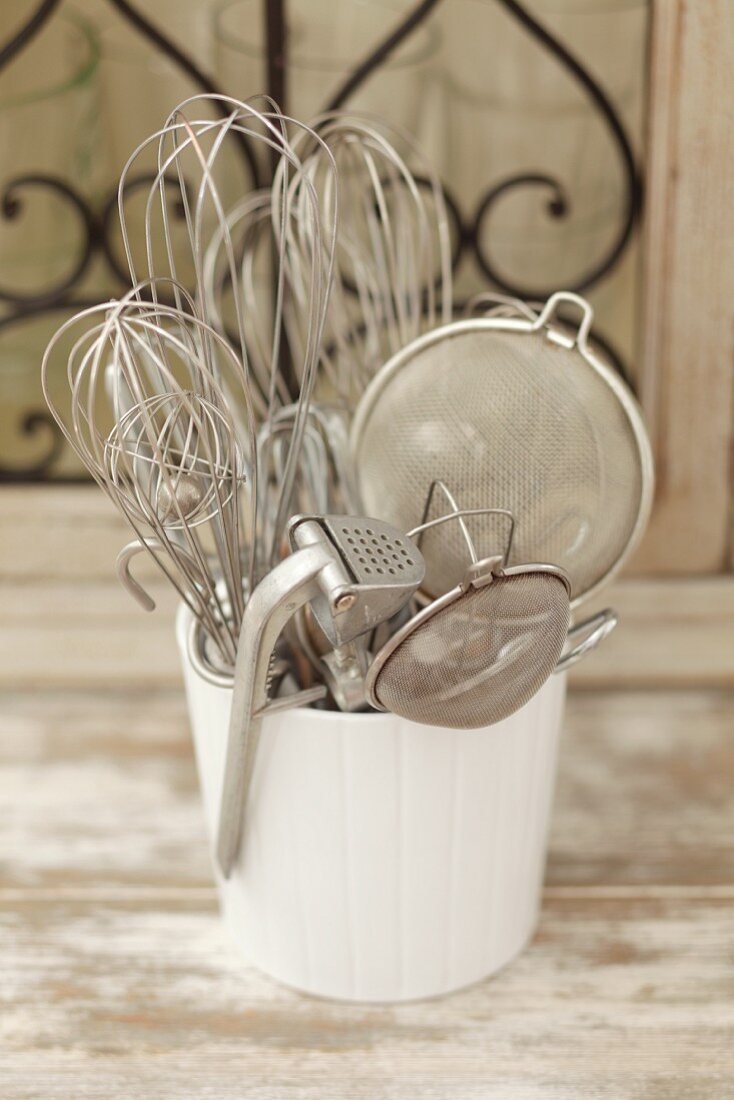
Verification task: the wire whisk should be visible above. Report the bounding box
[231,112,454,410]
[116,94,339,574]
[42,288,253,665]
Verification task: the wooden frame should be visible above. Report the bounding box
[636,0,734,574]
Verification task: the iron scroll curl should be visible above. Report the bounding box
[0,0,643,479]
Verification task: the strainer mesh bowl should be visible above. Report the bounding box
[371,571,571,729]
[354,326,647,601]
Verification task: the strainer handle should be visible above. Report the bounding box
[533,292,594,352]
[555,608,618,673]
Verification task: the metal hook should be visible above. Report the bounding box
[116,537,207,612]
[532,291,594,352]
[555,608,618,673]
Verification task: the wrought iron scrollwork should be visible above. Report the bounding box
[0,410,71,484]
[0,0,643,481]
[0,0,256,480]
[327,0,643,300]
[327,0,443,112]
[0,306,98,483]
[0,175,97,306]
[0,0,62,70]
[470,173,569,299]
[107,0,261,187]
[477,0,642,295]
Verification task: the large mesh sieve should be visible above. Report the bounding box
[366,567,571,729]
[351,308,653,604]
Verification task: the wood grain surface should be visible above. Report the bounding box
[2,687,734,1097]
[637,0,734,573]
[4,488,734,691]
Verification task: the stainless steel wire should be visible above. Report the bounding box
[351,292,654,606]
[256,113,454,410]
[365,562,572,729]
[42,289,252,665]
[116,94,339,576]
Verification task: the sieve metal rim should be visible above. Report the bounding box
[349,295,655,610]
[364,559,571,713]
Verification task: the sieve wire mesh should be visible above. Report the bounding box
[372,571,571,729]
[354,327,645,601]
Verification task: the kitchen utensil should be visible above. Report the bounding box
[116,536,208,613]
[293,488,617,718]
[359,486,617,729]
[117,94,338,574]
[557,607,618,672]
[265,401,361,510]
[351,291,654,606]
[364,504,572,728]
[408,484,619,677]
[41,290,252,665]
[279,112,454,408]
[216,514,426,876]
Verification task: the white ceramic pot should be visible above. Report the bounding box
[177,604,566,1002]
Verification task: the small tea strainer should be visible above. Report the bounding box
[351,292,654,606]
[364,502,572,729]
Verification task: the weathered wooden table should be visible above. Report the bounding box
[2,687,733,1098]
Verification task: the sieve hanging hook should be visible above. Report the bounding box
[532,291,594,352]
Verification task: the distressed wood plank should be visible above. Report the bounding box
[637,0,734,571]
[1,893,733,1098]
[572,578,734,688]
[0,691,208,889]
[0,581,180,689]
[548,690,734,885]
[3,489,734,689]
[2,689,734,891]
[2,576,733,689]
[0,487,131,582]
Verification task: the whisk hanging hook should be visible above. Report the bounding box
[116,537,209,613]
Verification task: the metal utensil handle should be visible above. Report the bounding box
[216,542,336,878]
[186,611,328,711]
[555,608,618,673]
